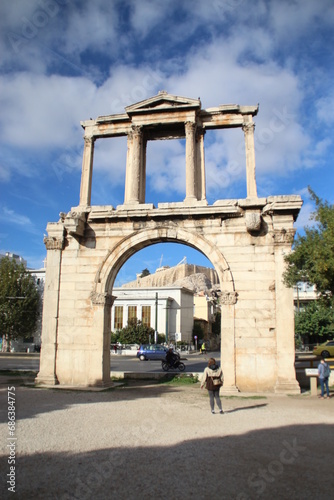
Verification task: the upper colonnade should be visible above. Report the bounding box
[79,91,259,208]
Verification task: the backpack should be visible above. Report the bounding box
[206,370,223,391]
[206,376,221,391]
[324,363,331,378]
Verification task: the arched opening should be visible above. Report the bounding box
[94,226,234,295]
[111,242,219,348]
[92,226,238,391]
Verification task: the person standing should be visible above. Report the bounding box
[318,358,331,399]
[201,358,224,414]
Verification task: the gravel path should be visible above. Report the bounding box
[1,375,333,500]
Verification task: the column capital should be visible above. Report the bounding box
[90,291,115,307]
[242,122,255,133]
[84,135,95,145]
[273,229,296,245]
[185,121,196,132]
[130,125,143,137]
[44,236,64,251]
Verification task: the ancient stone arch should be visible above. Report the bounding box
[36,92,302,393]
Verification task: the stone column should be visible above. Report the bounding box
[196,127,207,201]
[242,120,257,198]
[79,136,95,207]
[35,224,65,386]
[124,126,144,204]
[219,291,239,394]
[273,228,300,394]
[184,121,198,203]
[140,138,147,204]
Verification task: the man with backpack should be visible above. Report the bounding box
[318,358,331,399]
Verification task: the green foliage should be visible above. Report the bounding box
[212,311,221,335]
[114,318,156,344]
[193,320,204,340]
[0,257,40,345]
[140,268,150,278]
[295,301,334,339]
[110,332,120,344]
[284,188,334,300]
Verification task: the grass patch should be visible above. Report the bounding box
[157,374,199,385]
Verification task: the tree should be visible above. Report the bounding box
[140,268,150,278]
[114,318,155,344]
[295,301,334,343]
[0,257,40,351]
[283,188,334,300]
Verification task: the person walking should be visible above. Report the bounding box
[201,358,224,414]
[318,358,331,399]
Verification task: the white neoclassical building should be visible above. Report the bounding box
[111,286,194,343]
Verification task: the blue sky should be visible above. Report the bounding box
[0,0,333,284]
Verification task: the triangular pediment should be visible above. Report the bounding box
[125,91,201,114]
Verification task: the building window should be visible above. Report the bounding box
[128,306,137,323]
[142,306,151,327]
[114,306,123,330]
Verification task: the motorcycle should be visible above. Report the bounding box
[161,359,185,372]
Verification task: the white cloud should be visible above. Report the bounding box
[316,93,334,126]
[0,207,38,233]
[269,0,334,42]
[0,0,332,208]
[0,73,97,148]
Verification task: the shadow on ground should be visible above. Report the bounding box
[0,376,189,423]
[0,423,333,500]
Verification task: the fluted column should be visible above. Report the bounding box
[196,127,206,201]
[124,126,144,204]
[242,120,257,198]
[79,136,95,207]
[184,121,197,203]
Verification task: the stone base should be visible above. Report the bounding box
[220,385,240,395]
[35,373,59,386]
[35,383,114,391]
[35,379,114,391]
[274,379,301,394]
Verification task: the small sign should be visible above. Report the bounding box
[305,368,318,376]
[194,336,197,339]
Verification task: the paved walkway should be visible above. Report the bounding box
[0,373,333,500]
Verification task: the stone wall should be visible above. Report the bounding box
[36,196,301,393]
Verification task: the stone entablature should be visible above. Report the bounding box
[79,91,258,208]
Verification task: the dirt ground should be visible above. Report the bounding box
[0,374,333,500]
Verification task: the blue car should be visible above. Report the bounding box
[137,344,169,361]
